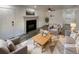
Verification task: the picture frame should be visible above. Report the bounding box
[26,8,35,15]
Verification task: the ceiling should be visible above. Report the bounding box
[23,5,78,9]
[12,5,79,11]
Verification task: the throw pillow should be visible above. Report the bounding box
[43,30,49,36]
[6,40,16,52]
[50,26,54,29]
[40,29,44,33]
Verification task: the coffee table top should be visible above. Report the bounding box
[32,33,52,46]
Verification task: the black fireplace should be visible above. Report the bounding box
[26,20,36,33]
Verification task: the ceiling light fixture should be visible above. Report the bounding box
[48,8,52,12]
[48,8,55,12]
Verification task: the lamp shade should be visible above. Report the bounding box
[70,22,76,28]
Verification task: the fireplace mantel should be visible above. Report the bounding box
[24,15,38,19]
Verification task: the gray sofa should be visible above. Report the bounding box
[48,24,61,35]
[10,43,27,54]
[0,37,27,54]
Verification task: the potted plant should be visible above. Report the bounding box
[45,17,49,26]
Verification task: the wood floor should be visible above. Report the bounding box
[19,25,77,54]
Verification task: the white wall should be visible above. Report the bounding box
[46,7,79,30]
[23,7,47,28]
[36,9,47,28]
[14,6,25,37]
[0,7,16,39]
[1,6,79,39]
[0,6,47,39]
[0,6,25,39]
[47,9,64,26]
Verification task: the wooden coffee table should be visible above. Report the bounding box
[32,33,52,46]
[32,33,52,52]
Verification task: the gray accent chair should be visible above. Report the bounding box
[64,36,76,54]
[53,36,77,54]
[62,24,71,36]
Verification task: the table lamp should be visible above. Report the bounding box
[70,22,76,32]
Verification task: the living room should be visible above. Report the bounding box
[0,5,79,54]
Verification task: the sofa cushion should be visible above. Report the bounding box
[11,36,20,45]
[7,40,16,52]
[16,40,27,49]
[0,39,10,54]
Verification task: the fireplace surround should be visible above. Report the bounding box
[26,20,36,33]
[24,16,38,34]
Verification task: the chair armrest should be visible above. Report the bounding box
[65,36,75,44]
[10,45,27,54]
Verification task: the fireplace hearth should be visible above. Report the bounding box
[26,20,36,33]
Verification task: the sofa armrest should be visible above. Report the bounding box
[10,45,27,54]
[10,36,21,45]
